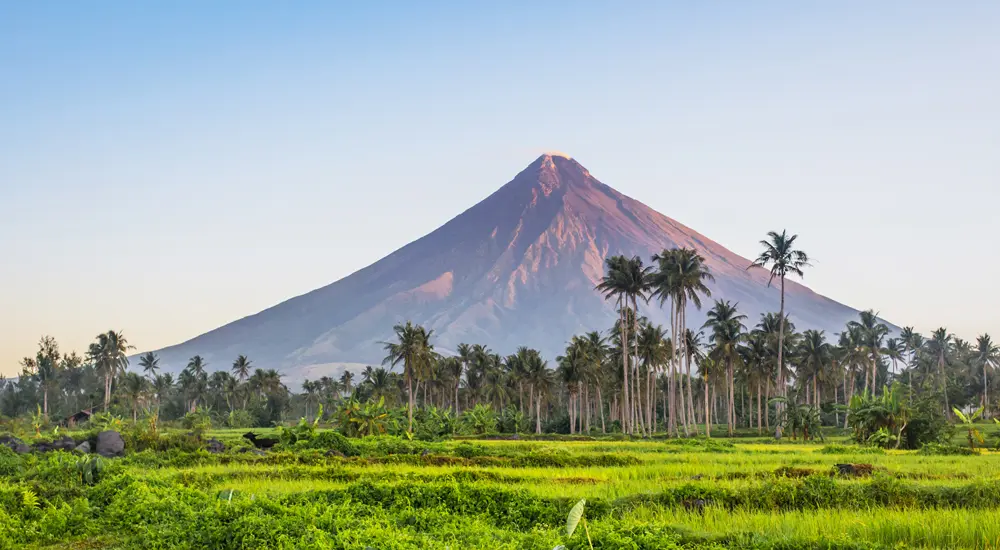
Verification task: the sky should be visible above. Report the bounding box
[2,1,998,375]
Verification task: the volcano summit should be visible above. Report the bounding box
[147,154,864,375]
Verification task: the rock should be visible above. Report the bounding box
[74,441,92,454]
[0,434,30,454]
[420,449,430,457]
[95,430,125,458]
[206,438,226,454]
[53,435,77,451]
[835,463,855,475]
[34,435,77,453]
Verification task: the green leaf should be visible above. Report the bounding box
[566,499,586,537]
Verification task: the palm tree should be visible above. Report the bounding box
[798,330,831,407]
[186,356,207,377]
[927,328,953,413]
[120,372,148,422]
[138,352,159,380]
[580,332,609,433]
[848,310,889,396]
[748,230,809,437]
[557,341,587,434]
[381,321,435,432]
[152,373,173,411]
[88,330,133,412]
[596,255,650,435]
[339,370,355,396]
[703,300,746,436]
[231,355,252,382]
[523,353,553,434]
[650,248,714,436]
[975,334,1000,416]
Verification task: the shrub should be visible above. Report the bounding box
[917,443,978,456]
[303,431,358,456]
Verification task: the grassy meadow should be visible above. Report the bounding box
[5,427,1000,549]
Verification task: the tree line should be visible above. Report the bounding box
[3,230,998,435]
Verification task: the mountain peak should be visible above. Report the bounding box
[146,154,865,379]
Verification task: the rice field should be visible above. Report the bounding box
[5,432,1000,549]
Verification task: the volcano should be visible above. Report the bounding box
[147,154,865,377]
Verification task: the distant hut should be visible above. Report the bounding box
[67,408,94,427]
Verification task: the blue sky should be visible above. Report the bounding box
[2,1,998,373]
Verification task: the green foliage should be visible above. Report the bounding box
[88,412,124,432]
[76,455,106,485]
[460,404,497,435]
[225,409,255,429]
[953,406,984,450]
[917,443,978,456]
[278,407,322,446]
[847,384,915,449]
[302,431,359,456]
[414,406,456,440]
[181,408,213,434]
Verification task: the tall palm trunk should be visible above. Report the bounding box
[704,374,711,437]
[620,296,631,434]
[756,381,762,434]
[776,277,786,438]
[535,390,542,434]
[597,385,606,433]
[406,361,414,433]
[939,354,949,416]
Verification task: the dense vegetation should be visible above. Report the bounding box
[4,228,1000,548]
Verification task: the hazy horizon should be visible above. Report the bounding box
[3,2,998,374]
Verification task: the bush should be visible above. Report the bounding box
[917,443,978,456]
[181,409,212,434]
[303,431,358,456]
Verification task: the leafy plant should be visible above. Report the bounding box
[76,455,106,485]
[460,404,497,435]
[848,383,911,449]
[563,498,593,550]
[954,406,984,450]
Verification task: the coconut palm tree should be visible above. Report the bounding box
[186,356,207,378]
[381,321,436,432]
[798,330,831,407]
[119,372,149,422]
[523,353,553,434]
[596,255,650,434]
[88,330,133,412]
[848,310,889,396]
[557,340,588,434]
[231,355,252,383]
[152,373,173,411]
[339,370,355,396]
[975,334,1000,416]
[703,300,746,436]
[748,231,809,436]
[926,328,953,412]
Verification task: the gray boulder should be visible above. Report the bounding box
[0,434,30,454]
[74,441,92,454]
[95,430,125,457]
[206,438,225,453]
[34,438,76,453]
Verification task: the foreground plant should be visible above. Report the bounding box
[556,498,593,550]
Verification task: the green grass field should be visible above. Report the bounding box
[5,430,1000,549]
